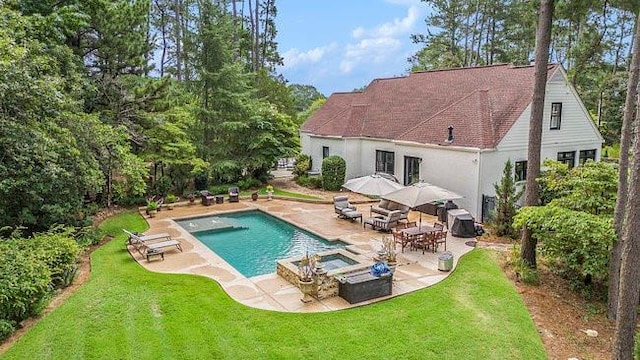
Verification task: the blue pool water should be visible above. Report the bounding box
[176,211,347,277]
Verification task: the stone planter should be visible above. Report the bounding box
[148,209,157,218]
[251,192,259,201]
[267,191,273,201]
[298,278,315,303]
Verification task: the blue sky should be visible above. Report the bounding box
[275,0,428,96]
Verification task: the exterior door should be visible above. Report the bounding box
[404,156,421,185]
[482,195,496,224]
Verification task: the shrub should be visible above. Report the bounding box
[293,154,311,177]
[296,175,323,189]
[0,319,14,341]
[194,172,209,191]
[25,229,82,289]
[237,178,262,190]
[209,185,230,195]
[513,205,614,287]
[321,155,346,191]
[0,244,51,328]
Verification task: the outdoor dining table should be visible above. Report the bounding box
[401,225,436,236]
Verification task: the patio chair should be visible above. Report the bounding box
[434,222,444,230]
[393,229,411,252]
[433,230,448,252]
[364,210,403,232]
[200,190,214,206]
[228,187,239,203]
[334,196,356,217]
[405,221,417,228]
[412,233,432,254]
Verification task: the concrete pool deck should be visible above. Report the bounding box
[127,197,476,312]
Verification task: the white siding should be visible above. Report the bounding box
[499,69,602,157]
[328,138,482,217]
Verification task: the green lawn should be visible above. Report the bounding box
[1,211,546,359]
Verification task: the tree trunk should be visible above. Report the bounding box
[519,0,554,268]
[613,98,640,360]
[608,10,640,321]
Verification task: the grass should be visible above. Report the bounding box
[248,187,321,200]
[2,211,546,359]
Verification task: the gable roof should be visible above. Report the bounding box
[301,63,560,149]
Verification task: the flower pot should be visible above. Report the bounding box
[148,209,157,218]
[267,191,273,201]
[298,278,315,303]
[251,192,259,201]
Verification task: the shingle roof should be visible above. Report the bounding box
[301,63,559,149]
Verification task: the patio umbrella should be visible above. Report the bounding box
[382,182,463,225]
[342,174,405,197]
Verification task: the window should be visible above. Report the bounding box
[557,151,576,168]
[579,149,596,165]
[550,102,562,130]
[375,150,395,175]
[322,146,329,159]
[515,161,527,182]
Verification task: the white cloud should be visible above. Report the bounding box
[340,4,424,74]
[340,37,402,74]
[352,5,422,39]
[281,43,338,68]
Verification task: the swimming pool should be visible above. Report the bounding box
[176,211,348,277]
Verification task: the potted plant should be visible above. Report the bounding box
[251,191,259,201]
[187,193,196,204]
[266,185,274,201]
[297,253,317,303]
[166,194,177,210]
[146,201,159,218]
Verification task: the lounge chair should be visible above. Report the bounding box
[124,230,182,255]
[333,196,357,217]
[228,187,239,203]
[123,229,171,245]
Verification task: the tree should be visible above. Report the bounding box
[608,9,640,320]
[520,0,555,268]
[612,10,640,358]
[289,84,325,113]
[491,160,522,238]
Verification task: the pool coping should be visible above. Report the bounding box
[129,198,476,312]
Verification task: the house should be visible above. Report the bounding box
[300,64,603,221]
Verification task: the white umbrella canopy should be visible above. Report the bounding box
[383,182,463,225]
[382,181,462,207]
[342,174,405,196]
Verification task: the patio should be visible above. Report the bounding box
[128,197,476,312]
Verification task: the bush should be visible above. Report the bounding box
[209,185,231,195]
[237,178,262,190]
[0,319,14,341]
[194,172,209,191]
[296,175,323,189]
[293,154,311,177]
[0,244,51,328]
[321,155,346,191]
[24,229,82,289]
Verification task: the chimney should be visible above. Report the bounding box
[445,126,454,143]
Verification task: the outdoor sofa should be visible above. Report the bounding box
[371,199,410,221]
